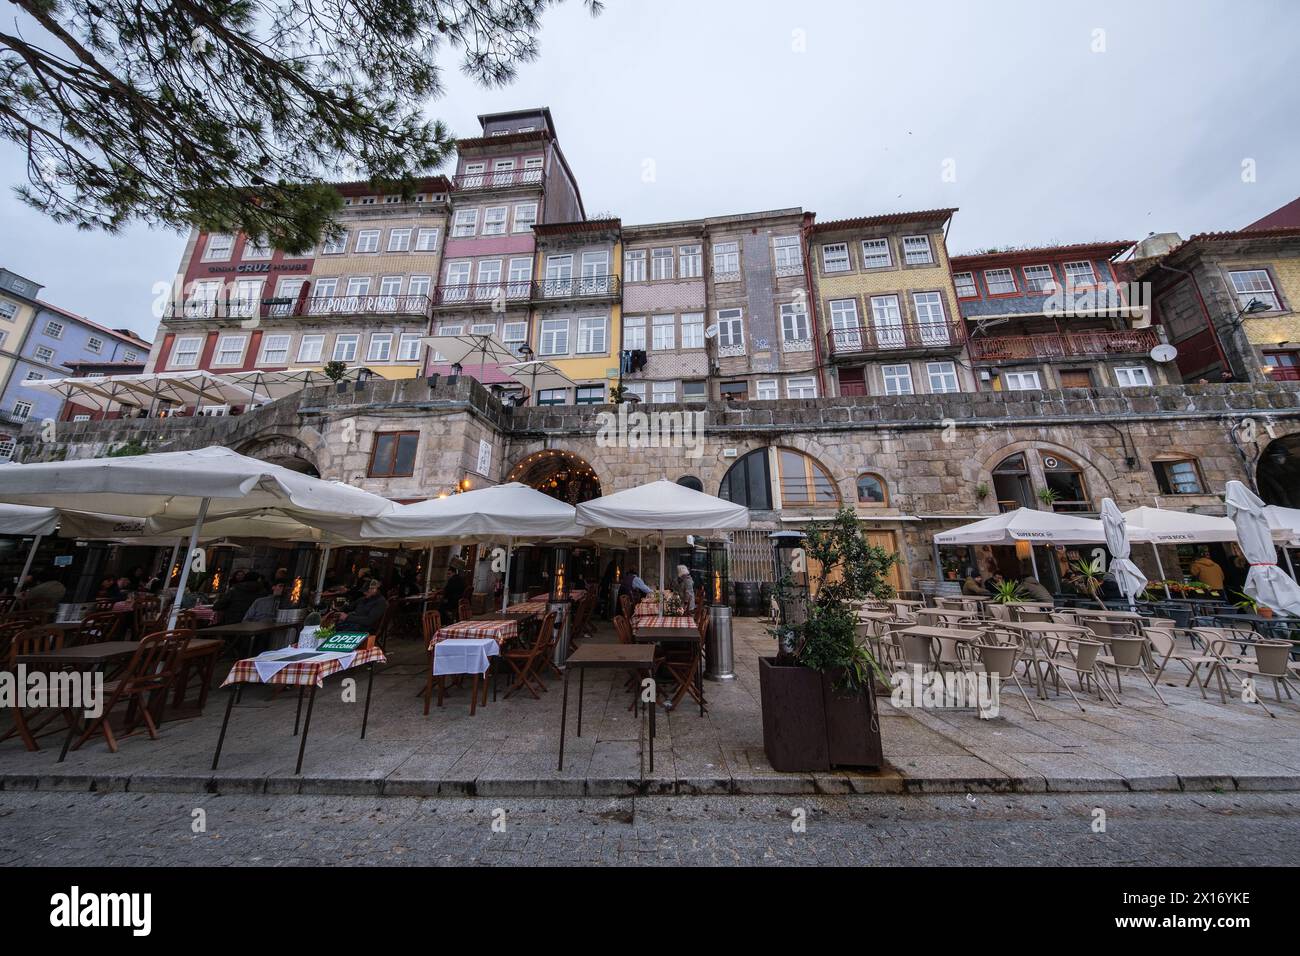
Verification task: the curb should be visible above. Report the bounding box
[3,770,1299,798]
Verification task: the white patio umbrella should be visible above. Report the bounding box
[933,508,1107,545]
[356,482,578,609]
[421,333,520,380]
[22,377,124,415]
[0,446,394,627]
[1225,481,1300,615]
[0,502,59,590]
[1121,505,1243,599]
[576,479,749,613]
[1101,498,1146,609]
[502,361,576,404]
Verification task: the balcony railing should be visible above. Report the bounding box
[967,327,1160,362]
[827,321,963,356]
[172,294,431,321]
[453,167,544,190]
[433,275,620,308]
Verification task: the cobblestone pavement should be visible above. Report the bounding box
[2,790,1297,866]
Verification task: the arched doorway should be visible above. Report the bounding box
[237,435,321,476]
[1258,435,1300,506]
[505,449,602,505]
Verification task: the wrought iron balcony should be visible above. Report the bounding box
[432,276,620,309]
[826,320,963,357]
[453,167,544,190]
[170,294,431,321]
[966,327,1160,362]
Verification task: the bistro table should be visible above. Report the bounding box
[212,644,386,774]
[504,599,550,615]
[15,641,140,760]
[428,638,499,716]
[432,616,529,648]
[634,615,705,715]
[915,607,979,626]
[558,643,657,775]
[1197,612,1300,640]
[201,620,298,658]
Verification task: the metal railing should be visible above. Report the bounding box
[171,294,431,320]
[967,327,1160,362]
[453,167,544,190]
[433,275,620,307]
[826,321,962,355]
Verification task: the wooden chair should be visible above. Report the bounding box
[72,629,193,753]
[93,598,116,612]
[0,618,40,666]
[421,609,443,716]
[1,627,74,751]
[76,610,123,645]
[132,594,162,638]
[500,611,554,700]
[456,597,472,624]
[662,613,706,712]
[0,596,16,615]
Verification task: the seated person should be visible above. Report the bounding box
[243,581,286,622]
[20,569,67,610]
[619,568,653,601]
[106,575,134,603]
[961,572,989,596]
[439,568,469,623]
[336,579,388,633]
[1018,575,1053,603]
[214,570,265,624]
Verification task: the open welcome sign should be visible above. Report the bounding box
[316,631,369,653]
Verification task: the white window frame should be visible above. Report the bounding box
[577,316,607,354]
[716,308,744,349]
[680,312,704,349]
[983,268,1017,295]
[452,209,478,237]
[902,235,934,265]
[259,334,291,365]
[861,238,892,269]
[679,244,703,278]
[651,313,675,350]
[397,333,423,361]
[1022,264,1056,293]
[387,228,412,252]
[651,381,677,404]
[786,376,817,399]
[1063,260,1098,287]
[297,335,325,363]
[651,247,674,281]
[756,379,778,401]
[623,315,646,350]
[1002,370,1041,391]
[415,227,439,252]
[170,335,202,368]
[883,364,914,395]
[953,271,978,297]
[821,243,850,273]
[1114,366,1152,387]
[713,241,740,276]
[512,203,538,233]
[624,249,647,283]
[926,360,960,393]
[355,229,381,254]
[242,238,272,260]
[772,235,802,271]
[43,320,64,339]
[332,334,359,362]
[539,318,569,356]
[12,400,34,420]
[682,381,707,403]
[367,333,393,362]
[501,321,528,349]
[482,206,508,236]
[33,345,54,363]
[780,303,810,344]
[202,234,234,261]
[1228,269,1281,311]
[213,334,246,367]
[321,230,348,255]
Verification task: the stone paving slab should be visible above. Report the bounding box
[2,618,1299,797]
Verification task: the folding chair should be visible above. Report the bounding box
[1044,637,1117,708]
[1146,627,1217,694]
[500,611,554,700]
[1205,639,1297,718]
[420,609,443,715]
[975,642,1039,720]
[662,613,706,712]
[72,629,192,753]
[1097,634,1167,705]
[1,627,74,750]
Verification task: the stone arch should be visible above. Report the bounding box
[974,434,1115,510]
[235,431,321,476]
[1258,433,1300,507]
[504,447,603,504]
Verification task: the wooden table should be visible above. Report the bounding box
[16,641,140,761]
[558,644,657,774]
[635,622,705,715]
[201,620,296,658]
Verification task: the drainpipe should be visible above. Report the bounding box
[800,213,828,397]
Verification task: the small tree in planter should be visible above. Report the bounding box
[761,508,897,772]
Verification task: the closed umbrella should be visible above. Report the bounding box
[1101,498,1146,609]
[1225,481,1300,615]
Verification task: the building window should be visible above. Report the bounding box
[1063,260,1098,287]
[332,334,359,362]
[713,241,740,276]
[0,300,17,320]
[983,268,1017,295]
[912,291,951,343]
[368,333,393,362]
[359,196,377,205]
[902,235,934,265]
[821,243,850,273]
[1228,269,1281,312]
[123,350,137,363]
[718,448,772,510]
[397,333,422,361]
[1153,457,1204,495]
[504,203,535,234]
[680,312,705,349]
[86,336,104,354]
[861,238,892,269]
[856,473,888,505]
[786,376,817,399]
[623,315,646,350]
[883,364,913,395]
[651,313,675,350]
[1059,368,1093,388]
[345,276,371,298]
[652,381,676,403]
[778,448,840,507]
[415,228,439,251]
[716,308,744,349]
[1263,351,1300,381]
[243,238,272,260]
[501,322,527,350]
[1041,452,1089,512]
[576,385,604,405]
[927,361,959,393]
[44,320,64,339]
[476,259,503,288]
[297,335,324,363]
[773,235,802,271]
[679,244,703,278]
[470,323,495,336]
[34,345,54,363]
[870,295,904,347]
[539,318,569,355]
[25,371,43,381]
[756,379,778,401]
[683,380,706,402]
[1002,370,1041,390]
[780,303,810,344]
[1114,366,1152,387]
[355,229,380,253]
[622,382,646,403]
[72,414,91,423]
[624,249,647,282]
[212,335,244,366]
[651,247,674,281]
[537,388,567,406]
[482,206,508,236]
[368,431,419,478]
[953,272,977,297]
[387,228,412,253]
[452,209,477,237]
[13,401,33,420]
[170,336,202,367]
[1022,264,1056,293]
[202,234,234,261]
[0,438,15,459]
[544,254,573,295]
[577,316,607,354]
[321,230,348,255]
[260,334,291,364]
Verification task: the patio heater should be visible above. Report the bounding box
[548,540,574,665]
[770,531,808,657]
[705,538,735,682]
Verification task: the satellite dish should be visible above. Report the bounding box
[704,324,719,338]
[1150,343,1178,363]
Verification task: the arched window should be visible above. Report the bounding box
[1040,452,1088,512]
[676,475,704,492]
[856,473,888,505]
[777,448,839,507]
[719,449,772,510]
[992,453,1032,511]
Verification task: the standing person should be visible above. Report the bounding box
[619,567,653,603]
[1190,549,1226,595]
[673,564,696,613]
[440,567,468,623]
[598,560,617,617]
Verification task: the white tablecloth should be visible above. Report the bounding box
[252,647,357,682]
[433,638,499,677]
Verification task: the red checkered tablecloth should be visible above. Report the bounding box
[632,594,675,617]
[569,589,587,602]
[635,615,697,630]
[221,647,387,689]
[430,617,522,649]
[505,600,549,615]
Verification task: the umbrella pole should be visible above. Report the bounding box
[15,533,42,591]
[659,531,666,615]
[501,536,513,611]
[1152,544,1171,600]
[315,544,333,604]
[1028,545,1040,581]
[168,497,211,630]
[165,538,183,588]
[422,544,435,614]
[1284,546,1297,582]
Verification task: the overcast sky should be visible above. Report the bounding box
[2,0,1297,341]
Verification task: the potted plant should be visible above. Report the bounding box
[1069,557,1109,610]
[1233,591,1273,619]
[759,508,896,772]
[1036,486,1059,509]
[990,579,1028,604]
[974,482,990,502]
